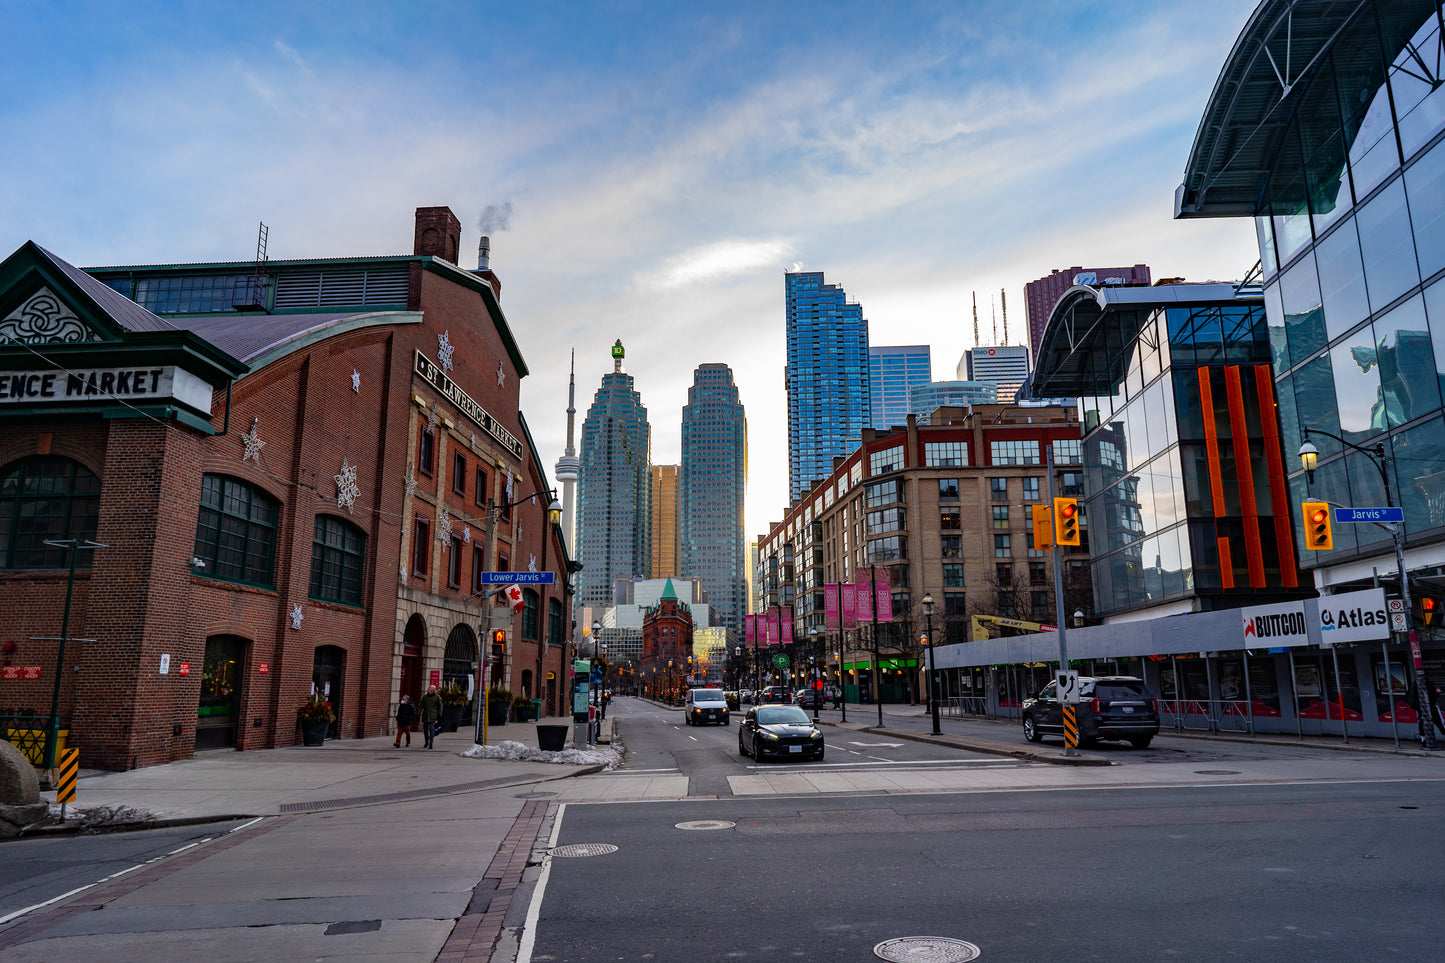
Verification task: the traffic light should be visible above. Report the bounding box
[1424,597,1437,626]
[1053,497,1079,546]
[490,628,506,659]
[1032,504,1053,550]
[1302,501,1332,551]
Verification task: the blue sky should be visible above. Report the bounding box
[1,0,1263,537]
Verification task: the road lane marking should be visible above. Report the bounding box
[688,736,698,742]
[848,741,905,748]
[0,884,95,926]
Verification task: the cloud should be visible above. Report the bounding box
[634,238,794,292]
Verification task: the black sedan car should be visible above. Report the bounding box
[738,705,824,761]
[793,688,824,710]
[758,686,794,704]
[1021,675,1160,749]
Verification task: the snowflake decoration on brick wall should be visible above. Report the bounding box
[496,361,505,386]
[351,369,361,392]
[528,554,537,572]
[438,330,455,372]
[436,505,453,542]
[290,604,304,630]
[335,459,360,513]
[470,432,476,450]
[427,407,439,430]
[404,466,417,498]
[400,564,408,581]
[463,527,471,544]
[241,419,265,463]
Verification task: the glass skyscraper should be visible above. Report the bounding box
[577,340,652,614]
[786,271,871,502]
[680,363,747,632]
[869,345,932,429]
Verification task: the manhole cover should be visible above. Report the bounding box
[675,819,735,831]
[550,843,618,858]
[873,937,981,962]
[515,791,558,798]
[1194,769,1242,775]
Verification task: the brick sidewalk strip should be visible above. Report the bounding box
[0,815,300,953]
[436,798,548,961]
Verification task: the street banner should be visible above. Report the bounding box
[782,605,794,644]
[854,574,873,621]
[761,610,772,645]
[841,581,857,628]
[873,566,893,621]
[769,606,781,646]
[824,583,840,630]
[745,614,756,645]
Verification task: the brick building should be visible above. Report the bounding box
[640,578,693,700]
[0,206,572,771]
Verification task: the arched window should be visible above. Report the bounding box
[309,514,366,606]
[193,474,278,586]
[0,457,100,570]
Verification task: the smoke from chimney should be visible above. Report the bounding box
[478,202,513,235]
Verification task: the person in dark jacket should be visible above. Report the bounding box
[419,685,444,749]
[394,694,417,748]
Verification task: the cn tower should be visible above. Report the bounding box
[554,350,581,556]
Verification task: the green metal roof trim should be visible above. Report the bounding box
[1174,0,1431,218]
[421,257,528,379]
[239,311,424,372]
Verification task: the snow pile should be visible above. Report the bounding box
[44,803,156,831]
[460,739,620,769]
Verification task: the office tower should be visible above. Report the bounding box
[576,339,652,615]
[650,465,680,578]
[680,363,748,632]
[1024,265,1151,358]
[869,345,932,429]
[909,380,998,417]
[785,271,870,502]
[960,345,1032,403]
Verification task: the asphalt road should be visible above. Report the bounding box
[526,781,1444,962]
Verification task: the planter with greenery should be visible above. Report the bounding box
[486,688,514,726]
[439,684,468,731]
[297,696,335,746]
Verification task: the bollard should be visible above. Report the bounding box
[56,747,79,819]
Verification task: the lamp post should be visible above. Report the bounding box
[42,537,105,769]
[922,592,940,735]
[1299,429,1436,750]
[590,619,601,742]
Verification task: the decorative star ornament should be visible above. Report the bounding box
[438,330,455,372]
[404,467,417,498]
[290,604,304,630]
[463,527,472,544]
[496,361,505,387]
[351,369,361,392]
[241,420,265,463]
[437,506,453,542]
[528,554,537,572]
[335,459,360,513]
[427,407,439,430]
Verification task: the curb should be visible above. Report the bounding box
[838,722,1109,766]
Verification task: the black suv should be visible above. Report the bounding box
[1021,676,1159,749]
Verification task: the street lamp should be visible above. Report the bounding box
[1073,609,1085,628]
[1298,427,1436,750]
[922,592,940,735]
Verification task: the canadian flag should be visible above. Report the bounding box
[504,583,524,614]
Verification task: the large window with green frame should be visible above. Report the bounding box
[309,514,366,606]
[193,474,278,586]
[0,456,101,569]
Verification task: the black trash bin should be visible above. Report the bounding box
[537,725,569,752]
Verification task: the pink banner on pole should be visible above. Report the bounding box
[873,566,893,621]
[782,605,794,644]
[824,583,840,630]
[841,582,857,628]
[768,607,781,645]
[854,574,874,621]
[745,614,755,645]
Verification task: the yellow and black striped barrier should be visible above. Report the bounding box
[56,748,79,813]
[1062,705,1078,750]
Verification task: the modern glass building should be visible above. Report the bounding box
[962,345,1031,403]
[785,271,871,502]
[577,340,652,614]
[909,380,999,417]
[1033,283,1312,619]
[1177,0,1445,600]
[680,363,748,633]
[869,344,932,429]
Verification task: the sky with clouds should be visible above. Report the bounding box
[1,0,1264,540]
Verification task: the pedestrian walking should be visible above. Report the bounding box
[419,684,443,749]
[393,694,417,747]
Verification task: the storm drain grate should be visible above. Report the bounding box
[675,820,735,831]
[873,937,981,962]
[1193,769,1242,775]
[550,843,618,858]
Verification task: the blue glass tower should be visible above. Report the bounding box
[869,344,932,429]
[577,340,652,614]
[680,363,747,633]
[785,271,870,502]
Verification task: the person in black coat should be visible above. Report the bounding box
[394,694,417,748]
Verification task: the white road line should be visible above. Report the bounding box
[517,803,568,963]
[0,883,95,927]
[166,842,200,856]
[229,816,265,833]
[688,736,698,742]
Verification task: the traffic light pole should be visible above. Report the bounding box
[1046,445,1074,756]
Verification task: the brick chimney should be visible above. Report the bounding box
[413,206,461,263]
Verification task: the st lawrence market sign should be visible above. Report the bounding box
[413,350,523,459]
[0,363,213,412]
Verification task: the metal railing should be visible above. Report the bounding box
[943,696,988,718]
[1159,699,1258,734]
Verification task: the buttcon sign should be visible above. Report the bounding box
[1240,600,1309,647]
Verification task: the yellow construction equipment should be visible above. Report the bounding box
[970,614,1057,642]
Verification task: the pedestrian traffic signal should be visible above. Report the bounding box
[1032,504,1053,550]
[1423,597,1437,626]
[1302,501,1332,550]
[1053,497,1079,546]
[490,628,506,658]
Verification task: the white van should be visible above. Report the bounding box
[684,687,730,726]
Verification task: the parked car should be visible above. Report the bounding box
[793,688,824,709]
[1021,676,1160,749]
[684,687,730,726]
[724,691,741,711]
[759,686,794,704]
[738,705,824,761]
